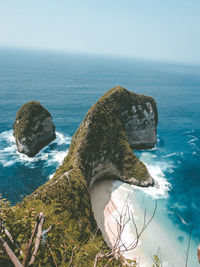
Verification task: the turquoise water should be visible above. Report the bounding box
[0,48,200,265]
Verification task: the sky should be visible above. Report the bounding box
[0,0,200,64]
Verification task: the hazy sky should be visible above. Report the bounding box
[0,0,200,64]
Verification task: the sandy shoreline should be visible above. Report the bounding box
[90,178,196,267]
[90,178,151,266]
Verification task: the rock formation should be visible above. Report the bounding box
[13,101,56,157]
[65,86,157,188]
[50,86,158,189]
[4,86,158,266]
[124,97,157,149]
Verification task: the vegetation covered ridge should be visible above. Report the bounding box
[0,86,158,266]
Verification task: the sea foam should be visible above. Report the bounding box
[133,152,172,199]
[0,130,71,171]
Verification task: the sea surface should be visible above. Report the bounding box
[0,48,200,266]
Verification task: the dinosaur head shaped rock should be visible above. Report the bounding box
[66,86,158,188]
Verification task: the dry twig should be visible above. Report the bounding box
[29,212,45,265]
[94,197,157,266]
[0,212,52,267]
[0,236,22,267]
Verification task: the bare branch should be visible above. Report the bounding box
[185,225,193,267]
[42,225,53,236]
[28,212,45,266]
[69,246,76,267]
[96,197,157,266]
[22,214,40,267]
[0,236,22,267]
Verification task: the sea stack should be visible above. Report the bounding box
[53,86,158,189]
[13,101,56,157]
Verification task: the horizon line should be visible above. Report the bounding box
[1,44,200,68]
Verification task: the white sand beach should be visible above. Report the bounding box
[90,178,198,267]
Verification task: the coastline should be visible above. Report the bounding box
[90,178,151,266]
[90,178,198,266]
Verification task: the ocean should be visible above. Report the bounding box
[0,48,200,266]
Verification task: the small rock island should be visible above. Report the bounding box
[13,101,56,157]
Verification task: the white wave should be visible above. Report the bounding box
[53,132,71,145]
[0,129,15,143]
[162,152,177,158]
[188,134,198,144]
[132,152,172,199]
[0,130,17,166]
[0,129,71,168]
[2,145,16,153]
[18,152,38,163]
[171,203,186,212]
[49,173,55,179]
[184,129,195,134]
[133,165,171,199]
[2,160,16,167]
[189,142,200,152]
[162,152,184,158]
[47,150,68,166]
[148,146,158,151]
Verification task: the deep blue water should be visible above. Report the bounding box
[0,48,200,263]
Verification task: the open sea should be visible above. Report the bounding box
[0,48,200,266]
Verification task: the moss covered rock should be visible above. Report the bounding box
[13,101,56,157]
[1,87,158,266]
[62,85,157,188]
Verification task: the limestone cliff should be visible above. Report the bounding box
[58,86,158,188]
[13,101,56,157]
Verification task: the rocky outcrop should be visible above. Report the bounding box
[124,99,157,149]
[53,86,158,189]
[13,101,56,157]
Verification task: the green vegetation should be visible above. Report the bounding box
[1,86,157,266]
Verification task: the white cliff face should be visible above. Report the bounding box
[125,102,157,149]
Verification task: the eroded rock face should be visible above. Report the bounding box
[62,86,158,189]
[124,101,157,149]
[13,101,56,157]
